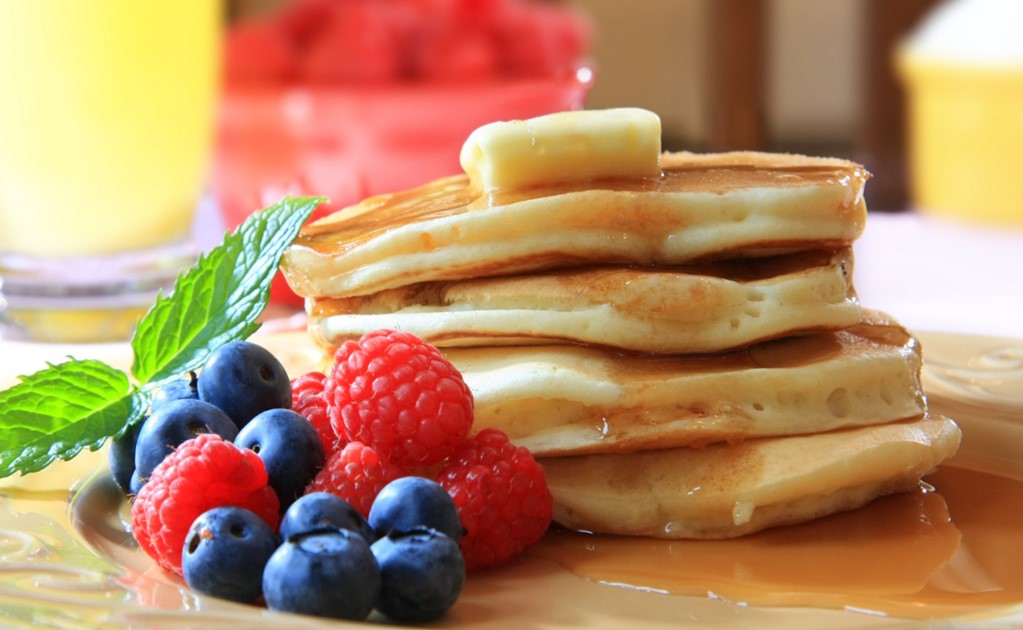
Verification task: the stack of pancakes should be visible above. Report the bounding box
[281,122,960,539]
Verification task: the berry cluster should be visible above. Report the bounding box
[225,0,591,84]
[114,330,553,620]
[301,329,553,571]
[185,481,465,622]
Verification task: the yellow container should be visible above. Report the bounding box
[898,51,1023,224]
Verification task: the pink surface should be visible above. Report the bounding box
[854,212,1023,338]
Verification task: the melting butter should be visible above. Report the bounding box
[458,108,663,194]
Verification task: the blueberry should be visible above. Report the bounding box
[368,476,463,542]
[152,374,198,409]
[280,492,375,543]
[110,375,199,494]
[235,409,326,512]
[198,341,291,430]
[182,506,280,604]
[130,399,238,494]
[371,527,465,622]
[263,529,380,621]
[108,419,144,493]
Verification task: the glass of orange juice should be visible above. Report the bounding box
[0,0,220,341]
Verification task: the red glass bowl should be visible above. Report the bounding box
[211,71,593,305]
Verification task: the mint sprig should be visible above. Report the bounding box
[132,196,321,385]
[0,360,146,478]
[0,196,322,479]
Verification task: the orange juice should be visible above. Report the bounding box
[0,0,219,257]
[897,0,1023,224]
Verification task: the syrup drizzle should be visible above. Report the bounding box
[295,164,867,256]
[526,464,1023,619]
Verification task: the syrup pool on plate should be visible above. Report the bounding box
[61,458,1023,626]
[526,462,1023,620]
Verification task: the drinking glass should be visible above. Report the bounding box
[0,0,220,342]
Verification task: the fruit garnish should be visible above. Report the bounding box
[182,506,281,603]
[131,433,281,575]
[196,340,293,429]
[263,528,381,621]
[235,408,326,512]
[369,476,464,543]
[0,196,322,480]
[325,329,475,468]
[372,527,466,622]
[114,324,544,616]
[438,427,553,570]
[130,399,238,494]
[279,491,374,543]
[290,371,337,455]
[306,441,408,518]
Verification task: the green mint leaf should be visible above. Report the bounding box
[0,195,321,479]
[130,196,322,385]
[0,360,147,478]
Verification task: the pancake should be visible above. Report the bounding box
[539,414,961,539]
[281,108,959,545]
[281,151,869,299]
[446,312,925,456]
[307,249,860,354]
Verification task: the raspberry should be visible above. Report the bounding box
[223,20,297,83]
[306,442,407,518]
[498,3,590,78]
[326,330,474,468]
[275,0,334,45]
[130,434,280,576]
[299,4,403,83]
[414,28,497,82]
[291,371,342,455]
[436,428,552,571]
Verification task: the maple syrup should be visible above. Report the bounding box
[525,463,1023,619]
[294,164,866,257]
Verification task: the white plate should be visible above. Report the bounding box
[1,330,1022,629]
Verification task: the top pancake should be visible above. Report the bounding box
[282,151,869,299]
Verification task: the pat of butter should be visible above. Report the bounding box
[459,108,663,193]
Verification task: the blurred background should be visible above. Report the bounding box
[226,0,940,212]
[214,0,1023,319]
[4,0,1018,337]
[570,0,938,212]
